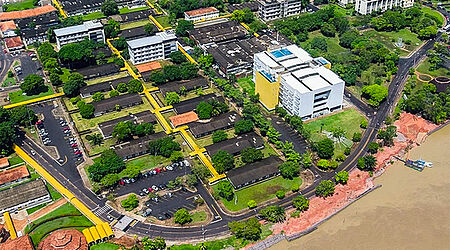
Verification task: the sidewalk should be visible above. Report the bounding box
[14,198,67,232]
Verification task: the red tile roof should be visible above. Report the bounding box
[170,111,199,127]
[0,5,57,21]
[38,229,88,250]
[0,21,16,32]
[135,61,162,73]
[0,158,9,169]
[185,7,218,17]
[0,165,29,186]
[0,235,33,250]
[5,36,23,49]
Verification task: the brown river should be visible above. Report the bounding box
[271,124,450,250]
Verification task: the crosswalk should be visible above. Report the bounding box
[93,204,112,217]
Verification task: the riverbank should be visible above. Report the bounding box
[270,120,450,249]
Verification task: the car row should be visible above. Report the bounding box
[59,117,82,158]
[36,120,52,145]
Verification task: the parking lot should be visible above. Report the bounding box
[144,188,199,220]
[17,52,42,81]
[31,103,84,168]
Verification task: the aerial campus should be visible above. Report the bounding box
[0,0,448,249]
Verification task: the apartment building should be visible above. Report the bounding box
[355,0,413,15]
[127,31,177,65]
[338,0,355,7]
[257,0,303,21]
[54,21,105,49]
[184,7,219,22]
[253,44,344,120]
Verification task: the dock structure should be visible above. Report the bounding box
[394,156,432,172]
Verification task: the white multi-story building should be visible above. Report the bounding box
[253,44,345,120]
[127,31,177,65]
[338,0,355,7]
[355,0,414,15]
[257,0,303,21]
[54,20,105,49]
[184,7,220,22]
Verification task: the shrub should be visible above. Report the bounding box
[276,190,285,199]
[247,200,257,209]
[121,194,138,211]
[317,159,330,170]
[291,184,300,192]
[352,132,362,142]
[360,119,368,129]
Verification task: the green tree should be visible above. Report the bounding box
[169,51,187,64]
[231,8,254,23]
[127,79,143,93]
[63,72,86,97]
[92,92,105,102]
[301,152,313,168]
[20,74,46,95]
[185,174,198,187]
[169,151,183,163]
[234,119,254,135]
[368,142,379,154]
[0,122,16,155]
[259,205,285,223]
[88,133,103,146]
[49,73,62,86]
[335,170,349,184]
[332,127,346,144]
[101,173,119,188]
[88,149,125,182]
[37,42,57,63]
[116,82,127,93]
[196,101,213,119]
[320,23,336,37]
[278,161,300,179]
[315,180,335,198]
[316,138,334,159]
[198,54,213,70]
[150,71,166,85]
[352,132,362,142]
[101,0,119,16]
[228,218,262,241]
[361,84,388,107]
[267,126,281,144]
[176,20,194,36]
[144,22,156,35]
[148,137,181,157]
[360,119,368,129]
[217,180,234,201]
[310,37,327,51]
[109,89,119,97]
[357,155,377,171]
[165,92,180,105]
[247,200,257,209]
[377,125,396,146]
[317,159,330,170]
[276,190,285,199]
[121,194,139,211]
[212,130,228,143]
[240,147,263,164]
[212,150,234,173]
[79,103,95,118]
[120,165,141,179]
[104,19,120,38]
[292,195,309,212]
[141,237,166,250]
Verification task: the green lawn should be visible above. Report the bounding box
[237,76,255,95]
[120,20,149,30]
[416,57,450,77]
[8,86,54,104]
[421,7,444,27]
[301,30,347,55]
[3,0,35,11]
[195,129,236,148]
[71,97,151,131]
[8,154,24,166]
[364,29,422,56]
[125,154,171,171]
[119,6,150,14]
[2,76,16,87]
[213,176,302,211]
[155,16,171,28]
[60,68,71,83]
[25,203,94,246]
[190,211,207,223]
[82,12,106,21]
[46,183,62,201]
[91,243,121,250]
[235,143,279,167]
[83,135,117,157]
[86,72,128,85]
[26,203,47,215]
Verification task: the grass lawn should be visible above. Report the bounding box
[8,86,54,104]
[91,243,121,250]
[71,98,151,131]
[60,68,71,83]
[179,88,216,102]
[364,29,422,56]
[119,6,149,14]
[26,203,47,215]
[8,154,24,166]
[120,20,149,30]
[155,16,171,28]
[416,57,450,77]
[190,211,207,223]
[3,0,34,11]
[82,12,106,21]
[46,183,62,201]
[25,203,94,246]
[83,135,117,157]
[86,72,128,85]
[237,76,255,95]
[195,129,236,148]
[421,7,444,27]
[213,176,302,211]
[301,30,347,55]
[2,76,16,87]
[125,154,171,171]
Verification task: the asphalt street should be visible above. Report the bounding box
[14,30,443,241]
[0,43,13,86]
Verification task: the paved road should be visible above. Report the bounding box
[15,34,440,240]
[18,52,43,81]
[0,43,13,85]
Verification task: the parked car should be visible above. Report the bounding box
[166,166,173,171]
[142,209,152,217]
[71,143,78,148]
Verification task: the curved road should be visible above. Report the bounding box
[16,35,440,241]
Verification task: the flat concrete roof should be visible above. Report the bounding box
[54,21,102,37]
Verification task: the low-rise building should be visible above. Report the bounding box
[205,132,264,156]
[227,156,282,189]
[98,111,156,139]
[92,93,144,117]
[0,235,34,250]
[15,10,60,46]
[76,63,120,80]
[257,0,303,22]
[0,21,17,38]
[184,7,219,22]
[159,77,209,96]
[172,93,224,114]
[188,21,247,49]
[60,0,146,16]
[0,158,10,169]
[254,44,344,119]
[117,9,153,23]
[80,76,132,98]
[5,36,24,54]
[0,179,51,214]
[355,0,413,15]
[127,31,177,65]
[227,2,259,12]
[120,26,148,40]
[113,132,165,160]
[169,111,199,127]
[54,20,105,49]
[0,165,29,189]
[0,5,57,22]
[189,112,241,138]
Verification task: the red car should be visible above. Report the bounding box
[148,187,154,192]
[71,143,78,148]
[119,180,125,185]
[63,126,70,130]
[155,168,161,173]
[35,120,43,125]
[74,151,82,155]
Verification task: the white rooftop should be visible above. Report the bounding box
[54,21,103,37]
[127,31,176,49]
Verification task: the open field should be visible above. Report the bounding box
[191,211,207,223]
[9,86,54,104]
[364,29,422,57]
[155,16,171,28]
[125,154,171,171]
[3,0,34,11]
[213,176,302,211]
[416,57,450,77]
[237,76,255,95]
[119,6,149,14]
[82,12,106,21]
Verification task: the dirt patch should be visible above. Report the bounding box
[394,112,438,143]
[266,185,282,194]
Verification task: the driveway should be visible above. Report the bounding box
[145,188,199,220]
[270,115,308,154]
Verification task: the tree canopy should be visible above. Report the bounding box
[20,74,46,96]
[240,147,263,164]
[63,72,86,97]
[148,137,181,158]
[101,0,119,16]
[361,84,388,107]
[212,150,234,173]
[278,161,300,179]
[212,130,228,143]
[174,208,192,225]
[315,180,335,198]
[259,205,286,223]
[217,180,234,201]
[292,195,309,212]
[234,119,254,135]
[315,138,335,159]
[228,218,261,241]
[88,149,125,182]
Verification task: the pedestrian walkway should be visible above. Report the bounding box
[3,92,64,109]
[93,204,113,217]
